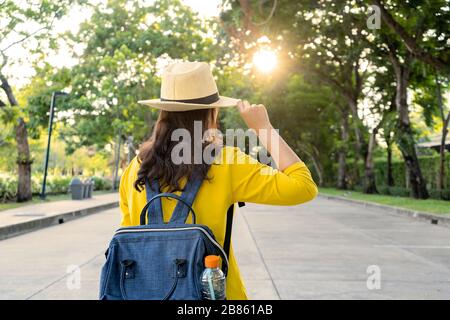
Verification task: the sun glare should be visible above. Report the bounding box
[252,48,277,73]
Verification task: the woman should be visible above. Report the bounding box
[119,61,318,300]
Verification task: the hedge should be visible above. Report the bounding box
[347,153,450,200]
[0,174,114,203]
[372,153,450,190]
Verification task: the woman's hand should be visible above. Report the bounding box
[236,99,302,171]
[237,100,272,131]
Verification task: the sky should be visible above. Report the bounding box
[4,0,222,89]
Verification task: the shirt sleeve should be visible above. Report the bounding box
[119,157,134,226]
[224,147,318,205]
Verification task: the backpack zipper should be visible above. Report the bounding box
[114,226,229,266]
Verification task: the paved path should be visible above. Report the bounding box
[0,197,449,299]
[0,193,118,228]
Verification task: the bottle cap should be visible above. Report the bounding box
[204,255,220,268]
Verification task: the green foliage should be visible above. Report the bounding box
[0,174,17,202]
[0,173,114,202]
[2,0,449,203]
[372,153,450,190]
[46,0,220,152]
[348,153,450,200]
[320,187,450,214]
[92,176,113,191]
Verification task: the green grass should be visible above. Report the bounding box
[0,190,115,212]
[319,187,450,215]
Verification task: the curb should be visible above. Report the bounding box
[318,194,450,227]
[0,201,119,241]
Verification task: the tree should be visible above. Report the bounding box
[435,75,450,193]
[26,0,222,168]
[372,0,449,75]
[371,0,442,198]
[223,0,385,192]
[413,72,449,195]
[270,73,338,187]
[0,0,80,201]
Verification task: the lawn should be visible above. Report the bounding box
[319,188,450,215]
[0,190,115,212]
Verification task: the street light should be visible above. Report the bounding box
[40,91,68,200]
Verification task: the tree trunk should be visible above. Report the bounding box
[347,99,367,187]
[396,89,429,198]
[15,117,32,202]
[1,74,33,202]
[439,126,448,192]
[310,155,324,187]
[363,130,378,194]
[296,143,324,186]
[397,128,428,198]
[337,109,349,189]
[337,152,347,189]
[311,146,324,187]
[113,131,122,191]
[126,135,135,164]
[389,53,429,199]
[386,140,394,187]
[436,75,449,195]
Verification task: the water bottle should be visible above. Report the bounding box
[201,255,226,300]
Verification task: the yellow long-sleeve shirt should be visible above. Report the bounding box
[119,146,318,300]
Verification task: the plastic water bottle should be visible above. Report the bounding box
[201,255,226,300]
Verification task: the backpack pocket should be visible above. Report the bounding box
[116,234,205,300]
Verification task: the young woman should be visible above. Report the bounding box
[119,61,318,300]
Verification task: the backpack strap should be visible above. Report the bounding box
[223,202,245,258]
[140,178,164,225]
[169,176,203,224]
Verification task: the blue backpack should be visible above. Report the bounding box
[99,176,237,300]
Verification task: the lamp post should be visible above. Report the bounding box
[40,91,68,200]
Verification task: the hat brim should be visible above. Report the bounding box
[138,95,239,112]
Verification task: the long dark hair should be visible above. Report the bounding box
[134,108,219,193]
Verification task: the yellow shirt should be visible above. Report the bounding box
[119,146,318,300]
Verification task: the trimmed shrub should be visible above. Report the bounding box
[387,186,411,197]
[373,153,450,189]
[0,175,17,202]
[0,174,115,203]
[46,176,72,195]
[429,189,450,201]
[92,176,113,191]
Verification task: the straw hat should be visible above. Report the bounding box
[138,61,239,112]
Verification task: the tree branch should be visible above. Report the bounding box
[0,49,8,70]
[372,0,449,73]
[435,74,448,122]
[384,40,401,77]
[311,67,352,101]
[0,73,18,106]
[1,10,58,52]
[1,25,47,52]
[354,59,363,101]
[253,0,277,26]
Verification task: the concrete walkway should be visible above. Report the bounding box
[0,196,449,299]
[238,199,450,299]
[0,193,119,240]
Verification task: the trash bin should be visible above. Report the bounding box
[82,179,89,199]
[87,178,94,198]
[70,178,84,200]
